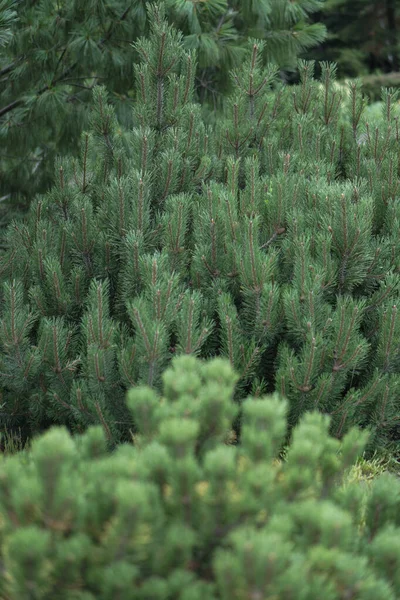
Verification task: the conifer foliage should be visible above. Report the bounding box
[0,0,326,206]
[0,5,399,454]
[0,0,16,48]
[0,355,400,600]
[0,4,216,443]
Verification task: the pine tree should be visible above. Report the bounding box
[0,0,149,211]
[0,0,326,211]
[0,355,399,599]
[0,5,399,455]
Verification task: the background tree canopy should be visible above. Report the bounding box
[307,0,400,77]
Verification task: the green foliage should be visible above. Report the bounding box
[308,0,400,78]
[0,0,17,48]
[0,0,325,210]
[361,73,400,103]
[0,426,26,456]
[0,8,399,455]
[171,0,326,102]
[0,5,217,444]
[0,355,399,599]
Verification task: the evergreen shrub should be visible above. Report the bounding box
[0,4,400,455]
[0,355,400,600]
